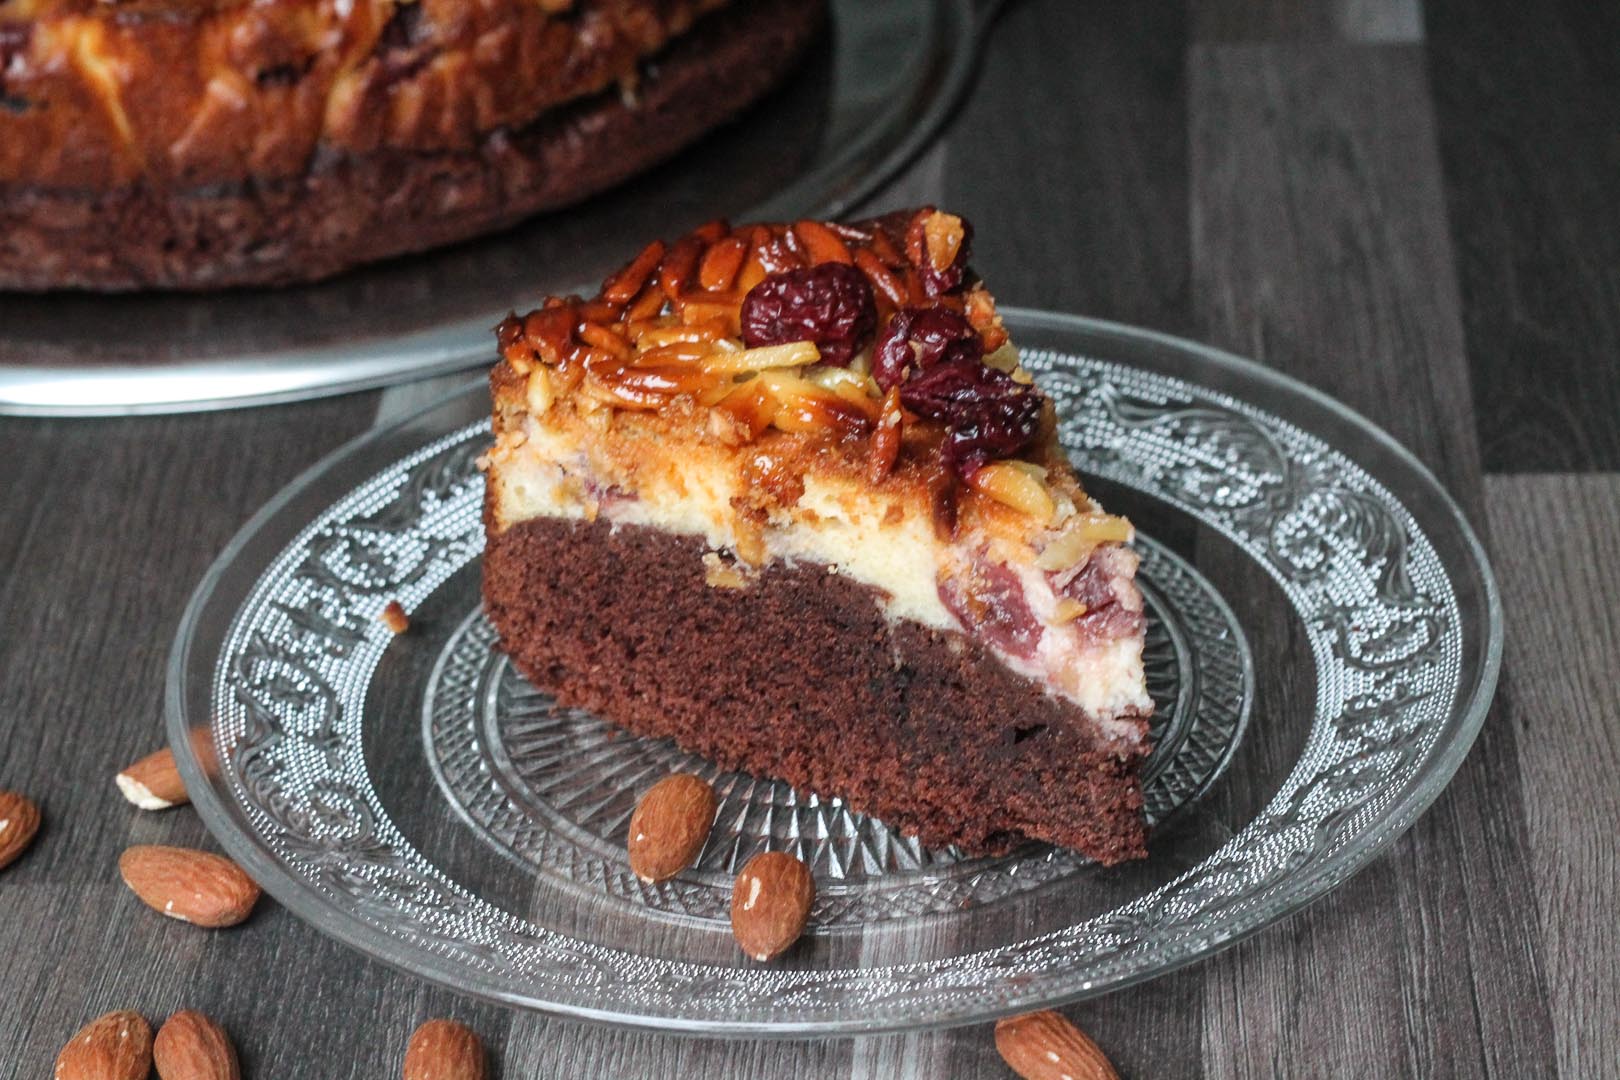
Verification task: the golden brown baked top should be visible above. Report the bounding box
[490,207,1136,548]
[0,0,725,187]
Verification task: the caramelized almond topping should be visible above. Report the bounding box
[922,211,966,272]
[793,219,855,265]
[497,211,1058,484]
[601,240,665,304]
[698,235,748,291]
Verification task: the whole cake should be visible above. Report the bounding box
[0,0,821,291]
[481,209,1154,864]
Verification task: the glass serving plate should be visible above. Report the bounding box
[167,310,1500,1035]
[0,0,983,416]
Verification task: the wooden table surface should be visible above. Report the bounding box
[3,0,1616,1075]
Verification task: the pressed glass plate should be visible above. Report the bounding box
[167,310,1500,1035]
[0,0,982,416]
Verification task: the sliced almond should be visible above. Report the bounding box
[153,1010,240,1080]
[730,850,814,962]
[1052,598,1089,624]
[700,341,820,375]
[54,1010,153,1080]
[524,366,556,416]
[1034,530,1097,573]
[627,773,717,883]
[116,748,188,810]
[118,845,261,928]
[0,789,41,871]
[967,462,1058,522]
[403,1018,486,1080]
[994,1010,1119,1080]
[922,210,966,271]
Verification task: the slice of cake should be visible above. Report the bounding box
[481,208,1154,864]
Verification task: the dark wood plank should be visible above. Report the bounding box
[1426,0,1620,472]
[1486,475,1620,1079]
[946,0,1193,335]
[0,395,423,1076]
[1188,42,1559,1078]
[1193,0,1423,43]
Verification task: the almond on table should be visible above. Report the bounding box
[53,1010,153,1080]
[403,1018,487,1080]
[115,747,189,810]
[994,1010,1119,1080]
[118,845,261,928]
[153,1010,240,1080]
[0,790,41,871]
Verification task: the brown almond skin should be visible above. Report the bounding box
[54,1010,153,1080]
[153,1010,240,1080]
[627,773,718,883]
[380,600,411,634]
[730,850,814,962]
[0,790,41,871]
[403,1018,487,1080]
[116,747,190,810]
[118,845,261,928]
[994,1010,1120,1080]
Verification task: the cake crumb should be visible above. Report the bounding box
[380,600,410,634]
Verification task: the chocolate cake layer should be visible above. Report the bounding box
[482,512,1151,865]
[0,0,821,291]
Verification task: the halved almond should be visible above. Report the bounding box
[115,748,188,810]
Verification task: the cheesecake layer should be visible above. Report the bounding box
[484,401,1153,724]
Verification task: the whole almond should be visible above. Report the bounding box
[627,773,717,883]
[994,1010,1119,1080]
[0,790,41,871]
[116,747,189,810]
[119,845,261,928]
[54,1010,153,1080]
[403,1018,486,1080]
[729,850,814,962]
[153,1010,239,1080]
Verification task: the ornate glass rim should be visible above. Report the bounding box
[166,309,1502,1036]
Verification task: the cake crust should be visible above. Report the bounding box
[483,511,1151,863]
[0,0,822,290]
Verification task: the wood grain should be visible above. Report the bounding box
[1188,41,1559,1078]
[1193,0,1423,43]
[1426,0,1620,472]
[1,0,1614,1075]
[1486,475,1620,1079]
[945,0,1192,334]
